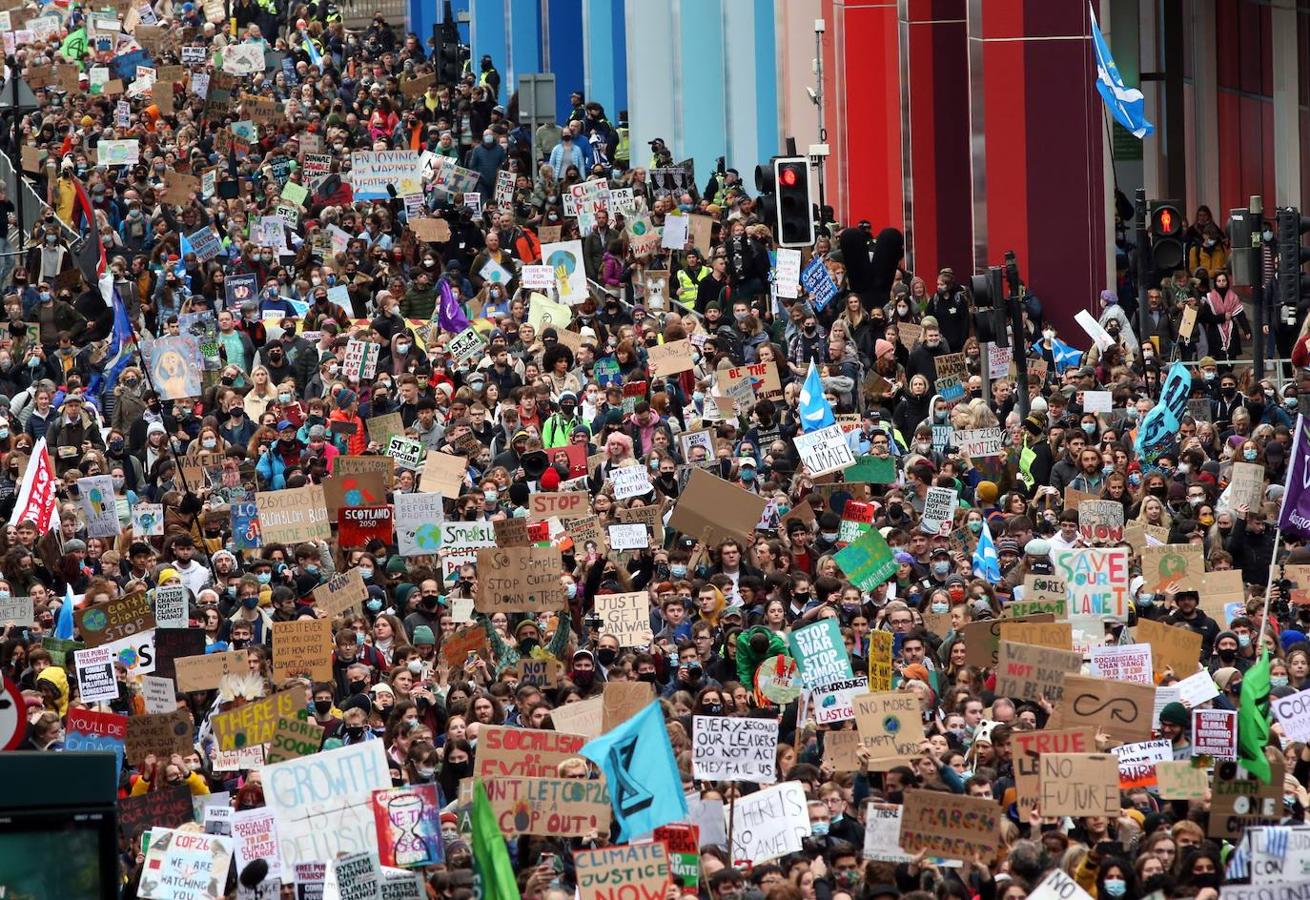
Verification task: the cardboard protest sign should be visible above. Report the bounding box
[1140,543,1205,594]
[395,492,447,556]
[1078,500,1125,545]
[515,657,562,688]
[1054,674,1155,741]
[476,725,586,778]
[1193,708,1238,759]
[961,615,1055,669]
[118,784,194,843]
[528,491,591,522]
[474,546,566,613]
[338,505,394,546]
[899,790,1000,860]
[140,828,234,897]
[601,682,655,733]
[726,782,809,863]
[1229,461,1266,511]
[1113,739,1172,789]
[76,591,155,648]
[1154,760,1211,800]
[1013,574,1068,618]
[172,648,245,692]
[1028,869,1095,900]
[271,617,333,681]
[691,717,777,783]
[256,485,330,543]
[366,413,406,447]
[1039,753,1120,816]
[575,843,669,900]
[322,471,387,515]
[312,568,368,617]
[419,452,467,495]
[262,740,391,866]
[1050,547,1132,620]
[266,715,324,764]
[995,641,1083,702]
[125,708,194,764]
[231,808,282,883]
[668,469,768,546]
[998,620,1073,653]
[596,591,652,646]
[833,526,898,591]
[853,692,925,762]
[549,695,604,739]
[1011,728,1095,820]
[482,777,611,836]
[1273,690,1310,742]
[868,630,893,691]
[1089,643,1154,685]
[821,729,863,772]
[372,783,444,868]
[862,802,914,863]
[1134,618,1202,679]
[440,624,488,668]
[654,825,701,888]
[74,646,119,703]
[787,619,854,689]
[210,687,301,750]
[1211,754,1285,838]
[648,339,695,377]
[812,677,869,725]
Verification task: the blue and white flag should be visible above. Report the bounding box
[1091,4,1154,139]
[54,584,75,640]
[1030,337,1083,373]
[972,519,1000,583]
[798,361,835,433]
[579,700,687,841]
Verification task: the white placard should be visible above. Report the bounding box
[142,675,175,714]
[692,716,778,783]
[811,676,868,725]
[1083,390,1113,413]
[1176,669,1221,707]
[521,265,554,290]
[609,464,652,500]
[1075,310,1115,351]
[74,645,119,704]
[606,523,648,552]
[919,486,960,536]
[1274,690,1310,743]
[793,424,855,477]
[1089,643,1154,685]
[1029,868,1094,900]
[862,802,914,862]
[774,248,802,299]
[726,782,809,863]
[661,214,690,250]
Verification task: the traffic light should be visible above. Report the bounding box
[772,156,815,248]
[754,161,777,233]
[1147,199,1185,276]
[969,267,1007,344]
[435,0,466,84]
[1276,206,1310,308]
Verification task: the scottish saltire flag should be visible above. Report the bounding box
[1030,337,1083,373]
[301,33,323,68]
[1090,5,1154,138]
[54,584,75,639]
[88,287,135,400]
[579,700,687,840]
[972,519,1000,583]
[1278,415,1310,540]
[798,361,835,433]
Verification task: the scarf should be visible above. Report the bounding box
[1208,288,1242,351]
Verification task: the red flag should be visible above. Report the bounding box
[8,438,60,532]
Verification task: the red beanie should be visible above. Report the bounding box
[540,467,561,490]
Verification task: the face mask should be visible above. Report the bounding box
[257,572,272,585]
[1244,448,1258,461]
[933,561,950,577]
[931,600,949,614]
[305,564,319,575]
[1287,398,1299,409]
[242,597,260,610]
[408,659,423,675]
[202,438,217,450]
[821,531,839,542]
[1239,633,1251,647]
[345,725,366,738]
[597,648,618,666]
[1204,371,1217,382]
[1102,880,1126,898]
[112,476,125,491]
[811,822,829,837]
[1082,423,1096,435]
[366,598,383,613]
[349,679,368,694]
[565,583,578,599]
[396,343,411,354]
[1137,592,1154,607]
[1218,648,1237,663]
[313,699,333,716]
[670,564,688,579]
[359,567,373,580]
[967,520,982,534]
[934,411,948,423]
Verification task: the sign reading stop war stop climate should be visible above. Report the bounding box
[475,546,566,613]
[482,777,611,836]
[786,618,853,689]
[691,716,778,783]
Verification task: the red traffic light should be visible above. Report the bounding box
[1150,203,1183,237]
[779,167,798,187]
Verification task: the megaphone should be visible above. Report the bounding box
[520,450,549,481]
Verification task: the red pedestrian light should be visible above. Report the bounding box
[779,167,798,187]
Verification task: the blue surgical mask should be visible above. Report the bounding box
[366,598,383,613]
[257,572,272,585]
[485,489,499,503]
[967,520,982,534]
[304,564,319,575]
[566,583,577,599]
[1272,675,1289,688]
[811,822,829,837]
[1243,448,1258,461]
[1137,592,1154,606]
[670,565,688,578]
[1239,633,1251,647]
[931,601,949,614]
[932,561,950,577]
[741,468,756,481]
[1082,423,1097,435]
[1103,880,1126,898]
[0,590,9,601]
[360,568,373,580]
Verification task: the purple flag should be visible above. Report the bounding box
[438,279,470,333]
[1279,414,1310,539]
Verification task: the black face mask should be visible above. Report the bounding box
[446,760,473,778]
[422,596,440,609]
[702,702,723,715]
[637,671,658,684]
[518,637,539,654]
[313,699,333,716]
[345,725,365,738]
[1218,648,1237,663]
[349,679,367,695]
[597,647,618,666]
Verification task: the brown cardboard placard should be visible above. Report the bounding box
[311,568,368,617]
[647,339,695,378]
[322,471,387,514]
[1039,753,1120,816]
[75,591,155,648]
[899,790,1000,861]
[1135,618,1202,679]
[853,691,926,762]
[961,614,1055,669]
[265,714,324,763]
[1052,674,1155,742]
[1140,543,1205,593]
[1011,727,1096,821]
[124,708,194,764]
[271,617,333,682]
[576,843,669,900]
[483,776,611,837]
[419,451,468,495]
[365,412,405,447]
[602,681,654,733]
[209,687,302,751]
[1155,760,1209,800]
[667,468,768,547]
[173,649,247,693]
[410,217,452,244]
[255,484,331,543]
[474,546,566,613]
[995,641,1083,703]
[475,724,586,778]
[441,624,488,667]
[332,454,396,490]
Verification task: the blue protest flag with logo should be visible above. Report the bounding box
[579,700,686,841]
[1133,360,1190,465]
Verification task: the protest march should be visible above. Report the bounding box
[4,2,1310,900]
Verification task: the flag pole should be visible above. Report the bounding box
[726,782,737,870]
[1258,414,1303,649]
